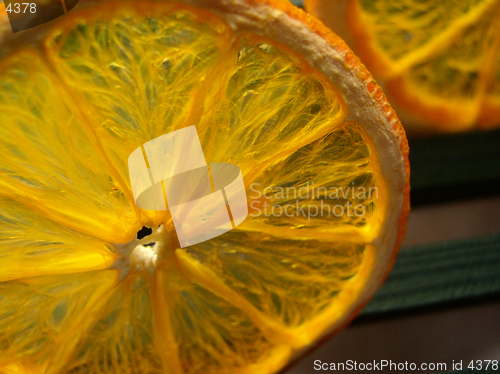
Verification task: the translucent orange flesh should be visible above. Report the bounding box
[0,1,409,373]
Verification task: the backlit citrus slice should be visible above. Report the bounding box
[305,0,500,132]
[0,0,409,373]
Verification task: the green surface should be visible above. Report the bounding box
[409,129,500,205]
[361,233,500,317]
[409,129,500,189]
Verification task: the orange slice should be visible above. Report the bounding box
[305,0,500,133]
[0,0,409,373]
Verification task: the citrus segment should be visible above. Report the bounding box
[66,273,163,374]
[42,2,232,225]
[0,52,138,243]
[240,122,384,242]
[155,263,290,374]
[0,272,117,372]
[180,231,373,347]
[0,197,116,283]
[196,35,345,177]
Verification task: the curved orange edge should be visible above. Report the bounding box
[244,0,410,370]
[386,78,479,132]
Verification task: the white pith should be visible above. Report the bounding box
[110,225,169,279]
